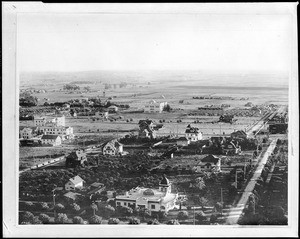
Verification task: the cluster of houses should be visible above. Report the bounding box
[19,115,74,146]
[61,174,178,213]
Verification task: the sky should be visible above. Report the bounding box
[17,13,291,73]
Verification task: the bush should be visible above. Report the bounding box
[73,216,85,224]
[210,214,218,224]
[89,215,102,224]
[24,201,34,210]
[31,216,42,224]
[195,211,207,224]
[104,205,115,218]
[147,219,160,225]
[108,218,120,224]
[20,211,34,224]
[55,213,69,224]
[167,219,180,225]
[39,213,51,224]
[197,197,208,209]
[117,205,133,217]
[71,203,81,212]
[40,202,49,211]
[128,217,140,225]
[177,211,189,221]
[55,203,65,212]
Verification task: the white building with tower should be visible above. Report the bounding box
[115,175,178,212]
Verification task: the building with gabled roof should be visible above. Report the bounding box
[41,135,62,146]
[185,124,203,142]
[65,175,84,191]
[176,137,190,146]
[193,154,222,172]
[65,149,87,168]
[102,139,124,156]
[144,100,167,113]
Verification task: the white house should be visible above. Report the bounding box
[19,127,33,139]
[102,139,124,156]
[185,124,203,142]
[65,175,85,191]
[116,175,178,212]
[41,135,62,146]
[33,117,47,126]
[40,126,74,140]
[193,154,222,172]
[144,100,167,113]
[176,137,190,146]
[33,115,65,127]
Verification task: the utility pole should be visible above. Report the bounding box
[221,188,223,204]
[235,169,238,189]
[193,206,195,225]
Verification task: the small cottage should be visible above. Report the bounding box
[65,175,85,191]
[88,182,106,195]
[194,154,222,172]
[176,137,190,146]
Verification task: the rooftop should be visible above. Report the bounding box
[116,187,166,202]
[68,175,84,185]
[41,135,60,140]
[200,154,221,164]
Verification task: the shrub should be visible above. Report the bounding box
[55,213,69,224]
[20,211,35,224]
[108,218,120,224]
[40,202,49,211]
[214,202,223,213]
[210,214,218,224]
[24,201,34,210]
[71,203,81,212]
[147,219,160,225]
[55,203,65,212]
[104,205,115,218]
[39,213,51,224]
[197,197,208,209]
[117,205,133,217]
[167,219,180,225]
[73,216,85,224]
[128,217,140,225]
[89,215,102,224]
[195,211,207,224]
[177,211,189,221]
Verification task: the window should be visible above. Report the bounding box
[117,202,121,206]
[151,205,155,209]
[124,202,127,206]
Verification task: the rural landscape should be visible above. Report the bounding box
[19,70,289,225]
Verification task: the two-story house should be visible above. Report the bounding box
[41,135,62,146]
[185,124,203,142]
[102,139,124,156]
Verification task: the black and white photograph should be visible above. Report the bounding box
[2,2,298,238]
